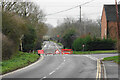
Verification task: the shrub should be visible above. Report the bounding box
[2,34,17,60]
[61,29,77,49]
[2,11,26,60]
[72,36,91,51]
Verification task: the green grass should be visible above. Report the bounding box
[1,52,39,74]
[73,50,117,54]
[58,43,63,46]
[103,56,120,64]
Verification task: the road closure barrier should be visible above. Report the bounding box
[61,49,73,54]
[37,50,44,54]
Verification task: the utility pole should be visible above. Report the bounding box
[115,0,120,39]
[80,5,81,22]
[115,0,120,51]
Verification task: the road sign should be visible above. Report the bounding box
[55,49,60,54]
[38,50,44,54]
[57,35,59,37]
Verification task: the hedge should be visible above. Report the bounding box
[72,36,116,51]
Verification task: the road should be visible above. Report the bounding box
[1,41,118,80]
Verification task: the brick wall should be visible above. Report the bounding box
[108,22,117,39]
[101,7,107,39]
[108,22,120,39]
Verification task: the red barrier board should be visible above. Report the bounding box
[61,49,73,54]
[38,50,44,54]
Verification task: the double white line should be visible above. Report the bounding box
[96,59,107,80]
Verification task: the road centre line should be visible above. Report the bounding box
[1,55,44,78]
[44,56,66,78]
[49,71,55,75]
[43,76,46,78]
[96,59,101,80]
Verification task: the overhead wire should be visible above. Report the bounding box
[46,0,96,16]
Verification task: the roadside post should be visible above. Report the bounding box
[82,44,85,51]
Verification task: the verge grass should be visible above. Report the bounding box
[1,52,39,74]
[73,50,117,54]
[103,56,120,64]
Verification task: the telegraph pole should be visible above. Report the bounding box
[80,5,81,22]
[115,0,120,51]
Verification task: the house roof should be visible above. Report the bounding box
[104,4,120,21]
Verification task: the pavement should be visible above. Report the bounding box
[103,61,119,80]
[1,41,119,80]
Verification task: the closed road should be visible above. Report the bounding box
[2,41,118,80]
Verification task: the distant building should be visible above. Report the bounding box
[101,4,120,39]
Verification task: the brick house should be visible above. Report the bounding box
[101,4,120,39]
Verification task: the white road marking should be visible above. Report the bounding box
[40,41,66,78]
[1,55,44,78]
[48,56,66,76]
[49,71,55,75]
[84,55,98,60]
[43,76,46,78]
[96,59,101,80]
[42,44,47,50]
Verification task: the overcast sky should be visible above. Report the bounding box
[33,0,120,27]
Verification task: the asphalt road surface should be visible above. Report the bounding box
[1,41,118,80]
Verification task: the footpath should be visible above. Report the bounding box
[103,61,119,80]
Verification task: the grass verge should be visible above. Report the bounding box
[73,50,117,54]
[1,52,39,74]
[102,56,120,64]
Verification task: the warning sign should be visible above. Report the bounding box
[55,49,60,54]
